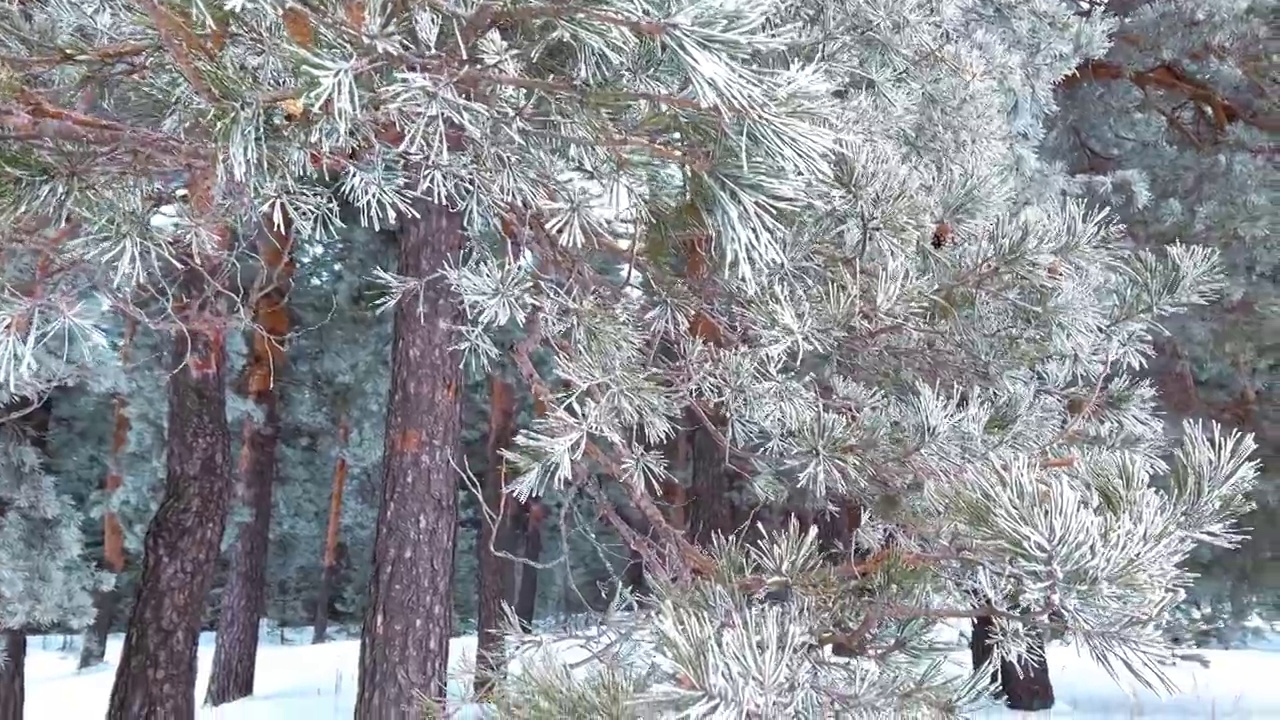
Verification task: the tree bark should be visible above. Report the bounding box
[81,319,135,670]
[203,406,280,705]
[313,415,350,645]
[355,198,464,718]
[970,614,1055,712]
[0,630,25,720]
[623,548,649,599]
[475,375,518,697]
[514,499,546,633]
[206,216,293,707]
[685,417,733,546]
[78,586,122,670]
[662,426,690,534]
[107,325,232,720]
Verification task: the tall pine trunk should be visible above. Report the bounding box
[514,499,545,633]
[475,375,518,697]
[107,326,231,719]
[108,169,233,720]
[80,318,135,670]
[355,199,464,718]
[313,414,350,645]
[206,216,294,707]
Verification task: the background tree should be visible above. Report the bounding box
[1044,0,1278,643]
[206,215,296,706]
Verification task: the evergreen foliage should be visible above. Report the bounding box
[0,0,1269,716]
[1044,0,1277,641]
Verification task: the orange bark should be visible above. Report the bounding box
[683,231,727,346]
[662,480,688,532]
[663,427,691,532]
[102,317,136,573]
[246,216,295,397]
[322,418,350,570]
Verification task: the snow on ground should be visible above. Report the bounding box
[23,624,1280,718]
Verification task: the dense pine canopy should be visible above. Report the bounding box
[0,0,1272,717]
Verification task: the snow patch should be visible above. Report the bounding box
[23,626,1280,718]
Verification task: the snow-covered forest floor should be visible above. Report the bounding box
[24,623,1280,718]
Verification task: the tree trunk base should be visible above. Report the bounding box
[971,616,1055,712]
[79,587,122,670]
[312,565,335,645]
[0,630,25,720]
[107,327,233,720]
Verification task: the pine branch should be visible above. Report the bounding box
[1063,60,1278,136]
[134,0,221,104]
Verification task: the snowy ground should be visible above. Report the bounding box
[24,625,1280,718]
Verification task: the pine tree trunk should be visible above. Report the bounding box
[817,502,860,564]
[686,417,733,546]
[355,198,464,718]
[970,614,1055,711]
[0,630,25,720]
[475,375,518,697]
[206,217,293,707]
[623,549,649,599]
[81,320,134,671]
[204,407,280,705]
[107,326,232,720]
[78,586,122,670]
[313,416,350,645]
[514,499,545,633]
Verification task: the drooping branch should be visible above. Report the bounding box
[508,307,714,580]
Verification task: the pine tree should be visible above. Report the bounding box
[0,155,116,714]
[0,403,99,718]
[453,0,1261,715]
[78,319,135,670]
[106,169,236,719]
[1044,0,1278,641]
[206,215,296,706]
[0,2,1267,717]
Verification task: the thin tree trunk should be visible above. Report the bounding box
[355,198,464,718]
[203,410,279,706]
[80,318,135,670]
[313,415,350,645]
[514,499,545,633]
[475,375,518,697]
[78,588,122,671]
[206,216,294,707]
[108,167,234,720]
[0,630,25,719]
